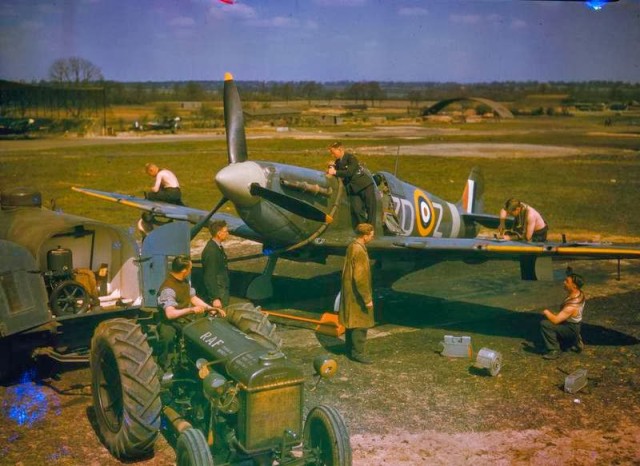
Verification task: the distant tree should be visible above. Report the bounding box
[273,82,295,102]
[155,103,177,121]
[363,82,384,106]
[300,81,323,104]
[194,103,221,128]
[407,90,423,107]
[48,57,104,117]
[345,82,366,103]
[49,57,103,85]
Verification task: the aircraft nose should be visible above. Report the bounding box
[215,161,266,207]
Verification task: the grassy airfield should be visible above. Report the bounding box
[1,111,640,464]
[1,111,639,241]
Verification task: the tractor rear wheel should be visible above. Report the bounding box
[303,405,352,466]
[90,318,161,460]
[176,428,214,466]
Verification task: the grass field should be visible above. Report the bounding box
[1,112,639,240]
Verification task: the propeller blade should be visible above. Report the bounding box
[223,72,248,164]
[249,183,333,224]
[189,197,229,239]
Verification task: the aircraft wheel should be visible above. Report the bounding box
[49,280,89,315]
[90,318,161,460]
[303,405,352,466]
[176,428,214,466]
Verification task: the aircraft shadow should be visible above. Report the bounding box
[220,268,639,352]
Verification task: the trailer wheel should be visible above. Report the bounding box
[176,428,214,466]
[303,405,352,466]
[50,280,89,315]
[90,318,161,460]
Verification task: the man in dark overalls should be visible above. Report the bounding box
[327,141,376,226]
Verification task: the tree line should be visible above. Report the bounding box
[39,57,640,106]
[4,57,640,121]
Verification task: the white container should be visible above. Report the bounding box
[474,347,502,376]
[440,335,473,358]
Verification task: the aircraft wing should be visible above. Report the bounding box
[72,187,260,241]
[368,236,640,261]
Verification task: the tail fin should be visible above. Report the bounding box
[458,167,484,214]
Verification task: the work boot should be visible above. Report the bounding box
[542,350,560,360]
[572,334,585,353]
[350,354,373,365]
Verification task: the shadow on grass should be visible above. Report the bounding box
[220,268,639,351]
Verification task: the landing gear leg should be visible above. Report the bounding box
[246,255,278,301]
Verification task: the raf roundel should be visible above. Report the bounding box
[413,189,435,236]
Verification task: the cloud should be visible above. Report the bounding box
[449,13,508,26]
[208,2,257,20]
[449,14,482,25]
[313,0,367,7]
[510,18,527,30]
[170,16,196,28]
[398,7,428,17]
[248,16,298,28]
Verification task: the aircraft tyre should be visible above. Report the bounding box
[49,279,90,315]
[90,318,161,460]
[176,428,214,466]
[303,404,352,466]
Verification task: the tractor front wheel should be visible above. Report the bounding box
[303,405,352,466]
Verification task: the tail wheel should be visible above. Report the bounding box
[176,428,214,466]
[49,280,89,315]
[90,318,161,460]
[303,405,352,466]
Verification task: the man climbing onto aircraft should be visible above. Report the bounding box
[539,273,586,360]
[339,223,375,364]
[327,142,376,226]
[156,255,226,368]
[202,220,230,309]
[144,163,184,206]
[498,198,548,242]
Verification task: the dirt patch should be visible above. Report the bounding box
[360,143,584,158]
[1,258,639,465]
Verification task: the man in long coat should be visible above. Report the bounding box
[339,223,375,364]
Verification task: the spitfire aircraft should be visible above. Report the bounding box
[0,118,35,137]
[74,72,640,301]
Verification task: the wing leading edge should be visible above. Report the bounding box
[72,187,260,241]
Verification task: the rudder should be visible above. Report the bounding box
[458,167,484,214]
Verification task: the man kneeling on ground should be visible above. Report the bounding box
[540,273,585,360]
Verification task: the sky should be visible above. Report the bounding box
[1,0,639,84]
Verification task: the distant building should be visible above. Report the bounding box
[243,108,301,125]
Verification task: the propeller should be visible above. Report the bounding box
[223,72,248,164]
[249,183,333,224]
[189,196,229,239]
